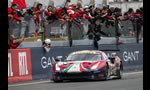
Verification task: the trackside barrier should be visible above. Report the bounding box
[99,44,143,71]
[8,43,143,83]
[30,43,143,80]
[30,46,95,80]
[8,48,32,83]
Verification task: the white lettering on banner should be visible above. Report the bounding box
[123,51,139,62]
[106,52,117,57]
[41,56,56,69]
[8,53,13,77]
[41,57,47,69]
[106,51,140,62]
[18,52,28,76]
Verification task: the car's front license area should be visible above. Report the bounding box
[53,69,105,80]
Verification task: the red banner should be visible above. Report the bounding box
[11,0,27,10]
[8,48,32,83]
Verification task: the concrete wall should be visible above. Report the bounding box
[30,43,143,80]
[8,42,143,83]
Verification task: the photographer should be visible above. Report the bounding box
[113,8,123,45]
[87,6,108,49]
[134,9,143,42]
[105,7,115,28]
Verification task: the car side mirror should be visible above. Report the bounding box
[55,58,60,62]
[55,56,63,62]
[108,57,115,64]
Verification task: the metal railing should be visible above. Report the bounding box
[8,16,143,41]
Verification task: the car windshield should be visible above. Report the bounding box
[66,54,102,61]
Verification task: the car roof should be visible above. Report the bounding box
[69,50,103,55]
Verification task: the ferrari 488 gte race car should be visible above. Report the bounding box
[51,50,123,82]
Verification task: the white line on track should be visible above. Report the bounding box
[123,71,143,75]
[8,71,143,87]
[8,81,51,87]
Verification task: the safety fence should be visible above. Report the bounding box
[8,16,143,41]
[8,43,143,83]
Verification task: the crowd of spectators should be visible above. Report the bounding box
[8,1,143,49]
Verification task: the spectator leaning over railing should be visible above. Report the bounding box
[66,6,81,25]
[139,7,143,40]
[8,35,24,49]
[35,3,43,24]
[124,8,135,33]
[123,7,143,40]
[8,4,26,48]
[134,9,143,41]
[8,4,26,24]
[8,1,143,48]
[8,4,26,31]
[34,3,43,35]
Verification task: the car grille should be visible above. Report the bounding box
[57,72,93,79]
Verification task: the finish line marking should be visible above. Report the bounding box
[8,71,143,87]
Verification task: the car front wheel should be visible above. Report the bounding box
[116,62,123,79]
[104,64,110,80]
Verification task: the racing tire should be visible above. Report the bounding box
[104,64,110,80]
[116,62,123,79]
[116,69,122,79]
[53,80,63,83]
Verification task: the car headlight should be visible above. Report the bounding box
[91,62,100,70]
[56,64,60,71]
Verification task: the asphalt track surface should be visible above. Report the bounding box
[8,71,143,90]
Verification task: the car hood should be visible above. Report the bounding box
[55,60,106,73]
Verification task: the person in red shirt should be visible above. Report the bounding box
[34,3,44,36]
[124,8,134,21]
[82,6,94,20]
[44,6,52,17]
[8,4,26,45]
[8,4,26,23]
[53,7,66,23]
[134,9,143,41]
[72,4,88,20]
[8,35,24,49]
[55,8,64,20]
[44,6,58,23]
[35,3,43,24]
[66,6,81,24]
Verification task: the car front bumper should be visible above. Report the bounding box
[52,69,105,80]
